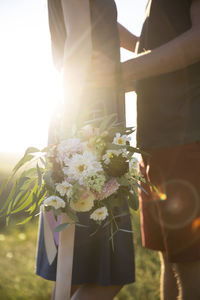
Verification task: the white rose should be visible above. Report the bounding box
[43,196,66,210]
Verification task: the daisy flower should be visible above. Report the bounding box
[90,207,108,221]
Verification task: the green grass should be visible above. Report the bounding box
[0,153,160,299]
[0,213,160,300]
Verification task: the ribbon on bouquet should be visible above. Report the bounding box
[43,209,75,299]
[45,0,93,299]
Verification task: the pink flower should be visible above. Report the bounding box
[95,178,120,200]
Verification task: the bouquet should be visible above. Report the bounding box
[0,116,145,233]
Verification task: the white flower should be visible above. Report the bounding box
[129,157,139,170]
[43,196,66,210]
[63,151,103,185]
[102,149,126,165]
[56,138,83,165]
[113,133,131,146]
[56,181,72,198]
[70,189,95,212]
[90,207,108,221]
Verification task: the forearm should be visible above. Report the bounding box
[118,23,139,52]
[123,26,200,82]
[122,0,200,82]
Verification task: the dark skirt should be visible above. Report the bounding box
[36,206,135,285]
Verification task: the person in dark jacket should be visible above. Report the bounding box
[121,0,200,299]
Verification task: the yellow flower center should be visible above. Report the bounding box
[98,212,104,215]
[117,138,124,145]
[108,153,114,158]
[77,164,86,172]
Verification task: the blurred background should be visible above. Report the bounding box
[0,0,160,299]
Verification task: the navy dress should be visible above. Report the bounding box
[36,0,135,285]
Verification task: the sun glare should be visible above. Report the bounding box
[0,0,145,155]
[0,1,62,154]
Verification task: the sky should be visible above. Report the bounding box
[0,0,147,153]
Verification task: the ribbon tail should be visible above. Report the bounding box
[55,213,75,300]
[43,207,58,265]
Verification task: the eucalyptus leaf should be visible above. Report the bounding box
[54,222,70,232]
[11,191,30,214]
[24,147,40,156]
[36,163,43,187]
[1,180,17,216]
[65,207,79,223]
[17,216,33,225]
[127,190,139,211]
[40,157,47,167]
[134,181,148,195]
[26,202,37,214]
[21,168,38,179]
[127,145,149,156]
[13,154,34,174]
[75,223,89,228]
[119,228,133,233]
[0,176,11,198]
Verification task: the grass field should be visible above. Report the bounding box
[0,153,160,300]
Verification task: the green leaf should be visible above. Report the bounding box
[24,147,40,156]
[11,181,38,215]
[75,223,88,228]
[1,180,18,216]
[26,202,37,214]
[127,189,139,211]
[119,228,133,233]
[21,168,38,179]
[65,207,79,223]
[127,145,149,156]
[0,176,11,198]
[38,190,47,206]
[13,154,34,174]
[43,171,55,190]
[17,216,33,225]
[54,222,70,232]
[134,181,148,195]
[36,163,43,187]
[117,177,130,187]
[11,190,30,214]
[40,157,47,168]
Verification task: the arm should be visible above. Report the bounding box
[47,0,66,71]
[118,23,139,52]
[122,0,200,89]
